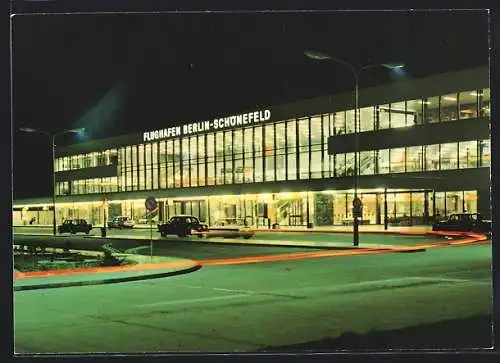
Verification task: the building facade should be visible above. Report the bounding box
[13,66,491,228]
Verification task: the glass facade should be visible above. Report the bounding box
[14,189,480,228]
[43,83,491,229]
[334,139,489,177]
[55,87,490,196]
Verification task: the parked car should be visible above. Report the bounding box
[157,215,208,237]
[107,216,135,229]
[138,217,159,225]
[432,213,491,233]
[58,219,93,234]
[204,226,255,239]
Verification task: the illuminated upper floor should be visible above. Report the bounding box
[52,66,490,196]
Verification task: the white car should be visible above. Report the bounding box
[107,216,135,229]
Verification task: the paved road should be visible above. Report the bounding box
[13,234,327,260]
[14,242,492,353]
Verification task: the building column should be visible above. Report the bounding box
[477,188,491,219]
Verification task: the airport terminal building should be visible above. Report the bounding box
[13,66,491,229]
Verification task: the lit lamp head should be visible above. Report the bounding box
[304,50,332,61]
[67,127,86,135]
[19,127,38,133]
[383,63,406,76]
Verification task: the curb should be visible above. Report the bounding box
[14,263,202,291]
[85,236,395,251]
[394,248,427,253]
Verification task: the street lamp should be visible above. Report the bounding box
[19,127,85,236]
[304,50,404,246]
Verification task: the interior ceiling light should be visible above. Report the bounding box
[443,96,457,101]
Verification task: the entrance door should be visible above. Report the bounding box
[289,199,304,226]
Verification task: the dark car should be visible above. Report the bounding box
[157,215,208,237]
[58,219,93,234]
[432,213,491,233]
[107,216,135,229]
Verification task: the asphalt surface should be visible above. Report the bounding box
[13,234,327,260]
[14,240,492,353]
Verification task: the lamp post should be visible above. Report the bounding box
[304,50,403,246]
[19,127,85,236]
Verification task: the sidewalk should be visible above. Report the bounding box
[13,253,200,291]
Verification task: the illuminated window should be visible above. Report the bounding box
[479,89,490,118]
[459,91,478,119]
[174,139,181,188]
[377,149,390,174]
[411,192,425,219]
[446,191,463,215]
[119,148,126,191]
[126,146,134,191]
[345,153,355,176]
[345,110,355,133]
[132,146,139,190]
[423,96,439,123]
[224,131,233,184]
[359,107,375,132]
[377,104,390,130]
[138,144,145,190]
[390,148,406,173]
[286,120,297,180]
[440,93,458,121]
[334,112,346,135]
[264,124,275,182]
[206,134,215,186]
[243,127,253,183]
[234,130,243,184]
[406,99,423,125]
[159,141,166,189]
[479,139,490,167]
[459,140,478,169]
[390,101,406,128]
[198,135,206,186]
[464,191,477,213]
[182,138,190,187]
[310,116,322,178]
[254,127,263,182]
[359,150,375,175]
[275,122,286,181]
[434,192,445,217]
[298,118,309,179]
[322,114,332,177]
[406,146,424,172]
[440,142,458,170]
[145,143,152,190]
[394,193,411,218]
[425,144,440,171]
[189,137,197,187]
[215,132,224,185]
[334,154,346,177]
[166,140,174,188]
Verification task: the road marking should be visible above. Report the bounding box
[136,294,251,308]
[412,276,491,284]
[161,275,491,300]
[270,276,492,295]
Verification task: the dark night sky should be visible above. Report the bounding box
[11,10,490,199]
